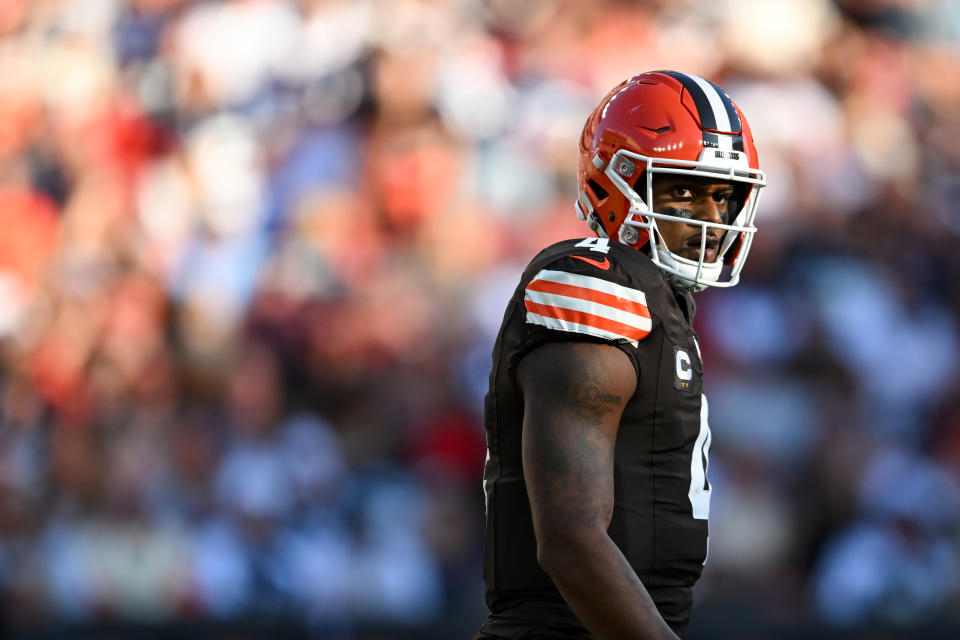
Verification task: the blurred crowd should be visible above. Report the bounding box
[1,0,960,637]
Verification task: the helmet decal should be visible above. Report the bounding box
[659,71,745,152]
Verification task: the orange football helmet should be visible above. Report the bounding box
[577,70,766,292]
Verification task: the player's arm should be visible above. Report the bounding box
[518,341,680,640]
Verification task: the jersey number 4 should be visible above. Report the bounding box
[574,237,610,254]
[689,394,712,520]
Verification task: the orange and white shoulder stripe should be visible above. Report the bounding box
[524,269,651,345]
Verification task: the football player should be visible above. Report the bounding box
[476,71,766,639]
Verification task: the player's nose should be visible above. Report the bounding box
[694,197,724,225]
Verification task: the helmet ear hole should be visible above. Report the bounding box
[587,179,609,201]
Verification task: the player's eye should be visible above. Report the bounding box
[711,190,733,204]
[671,185,694,199]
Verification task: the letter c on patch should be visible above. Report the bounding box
[676,349,693,381]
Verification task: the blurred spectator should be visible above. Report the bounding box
[812,447,960,626]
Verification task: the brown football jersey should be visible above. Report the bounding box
[480,237,711,637]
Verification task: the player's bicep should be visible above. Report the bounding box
[518,341,637,546]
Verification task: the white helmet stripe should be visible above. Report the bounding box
[686,74,732,132]
[660,71,744,151]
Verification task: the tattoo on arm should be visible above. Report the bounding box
[575,382,622,425]
[519,342,635,533]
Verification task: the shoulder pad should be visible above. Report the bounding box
[523,262,652,345]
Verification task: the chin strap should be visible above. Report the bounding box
[666,271,708,294]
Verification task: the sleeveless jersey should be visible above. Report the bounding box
[480,238,711,637]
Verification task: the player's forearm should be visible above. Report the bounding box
[538,531,680,640]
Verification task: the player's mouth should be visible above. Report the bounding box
[678,233,719,262]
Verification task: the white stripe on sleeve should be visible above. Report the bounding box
[532,270,648,306]
[524,289,652,333]
[525,312,640,345]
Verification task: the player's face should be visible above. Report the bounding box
[651,175,737,264]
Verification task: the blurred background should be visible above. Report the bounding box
[0,0,959,638]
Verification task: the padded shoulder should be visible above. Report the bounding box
[519,238,665,346]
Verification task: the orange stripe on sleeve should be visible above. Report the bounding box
[524,300,651,341]
[526,278,651,319]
